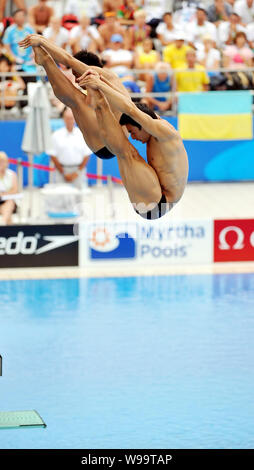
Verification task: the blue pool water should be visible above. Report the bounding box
[0,273,253,449]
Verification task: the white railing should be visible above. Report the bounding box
[1,67,254,118]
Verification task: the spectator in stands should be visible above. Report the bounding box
[223,30,253,68]
[69,14,103,54]
[144,61,174,112]
[186,4,217,50]
[0,151,18,225]
[117,0,137,25]
[175,48,210,92]
[0,0,27,22]
[103,0,122,14]
[207,0,233,25]
[134,37,160,80]
[234,0,254,24]
[196,34,221,71]
[3,9,36,108]
[217,11,247,47]
[2,9,35,74]
[126,9,151,51]
[141,0,168,37]
[172,1,198,29]
[101,33,133,77]
[156,11,179,47]
[0,37,10,57]
[98,10,126,49]
[163,31,191,70]
[0,54,25,110]
[28,0,54,34]
[50,107,92,189]
[43,17,69,49]
[121,74,141,94]
[64,0,103,24]
[1,16,15,35]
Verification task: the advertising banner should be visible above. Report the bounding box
[138,220,213,264]
[79,220,213,267]
[214,219,254,262]
[0,225,79,268]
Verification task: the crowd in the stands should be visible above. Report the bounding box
[1,0,254,113]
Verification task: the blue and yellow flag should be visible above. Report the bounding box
[178,91,253,140]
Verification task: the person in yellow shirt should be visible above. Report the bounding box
[163,31,191,69]
[134,37,160,80]
[175,48,210,92]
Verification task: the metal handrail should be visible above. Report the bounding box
[2,66,254,76]
[1,67,254,119]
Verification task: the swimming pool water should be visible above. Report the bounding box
[0,273,253,449]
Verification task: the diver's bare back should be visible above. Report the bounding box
[147,119,188,203]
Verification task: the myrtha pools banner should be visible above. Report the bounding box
[79,220,213,266]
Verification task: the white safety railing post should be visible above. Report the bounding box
[107,174,115,219]
[96,157,103,188]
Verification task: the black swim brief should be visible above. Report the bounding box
[94,147,115,160]
[134,194,174,220]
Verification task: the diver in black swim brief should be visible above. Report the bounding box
[76,72,189,220]
[20,36,188,220]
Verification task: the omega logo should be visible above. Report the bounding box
[219,225,254,250]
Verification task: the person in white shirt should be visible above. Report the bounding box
[186,4,217,49]
[234,0,254,23]
[43,17,69,49]
[69,14,103,54]
[50,107,92,189]
[196,34,221,70]
[156,11,180,47]
[0,151,18,225]
[101,34,133,77]
[217,11,247,47]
